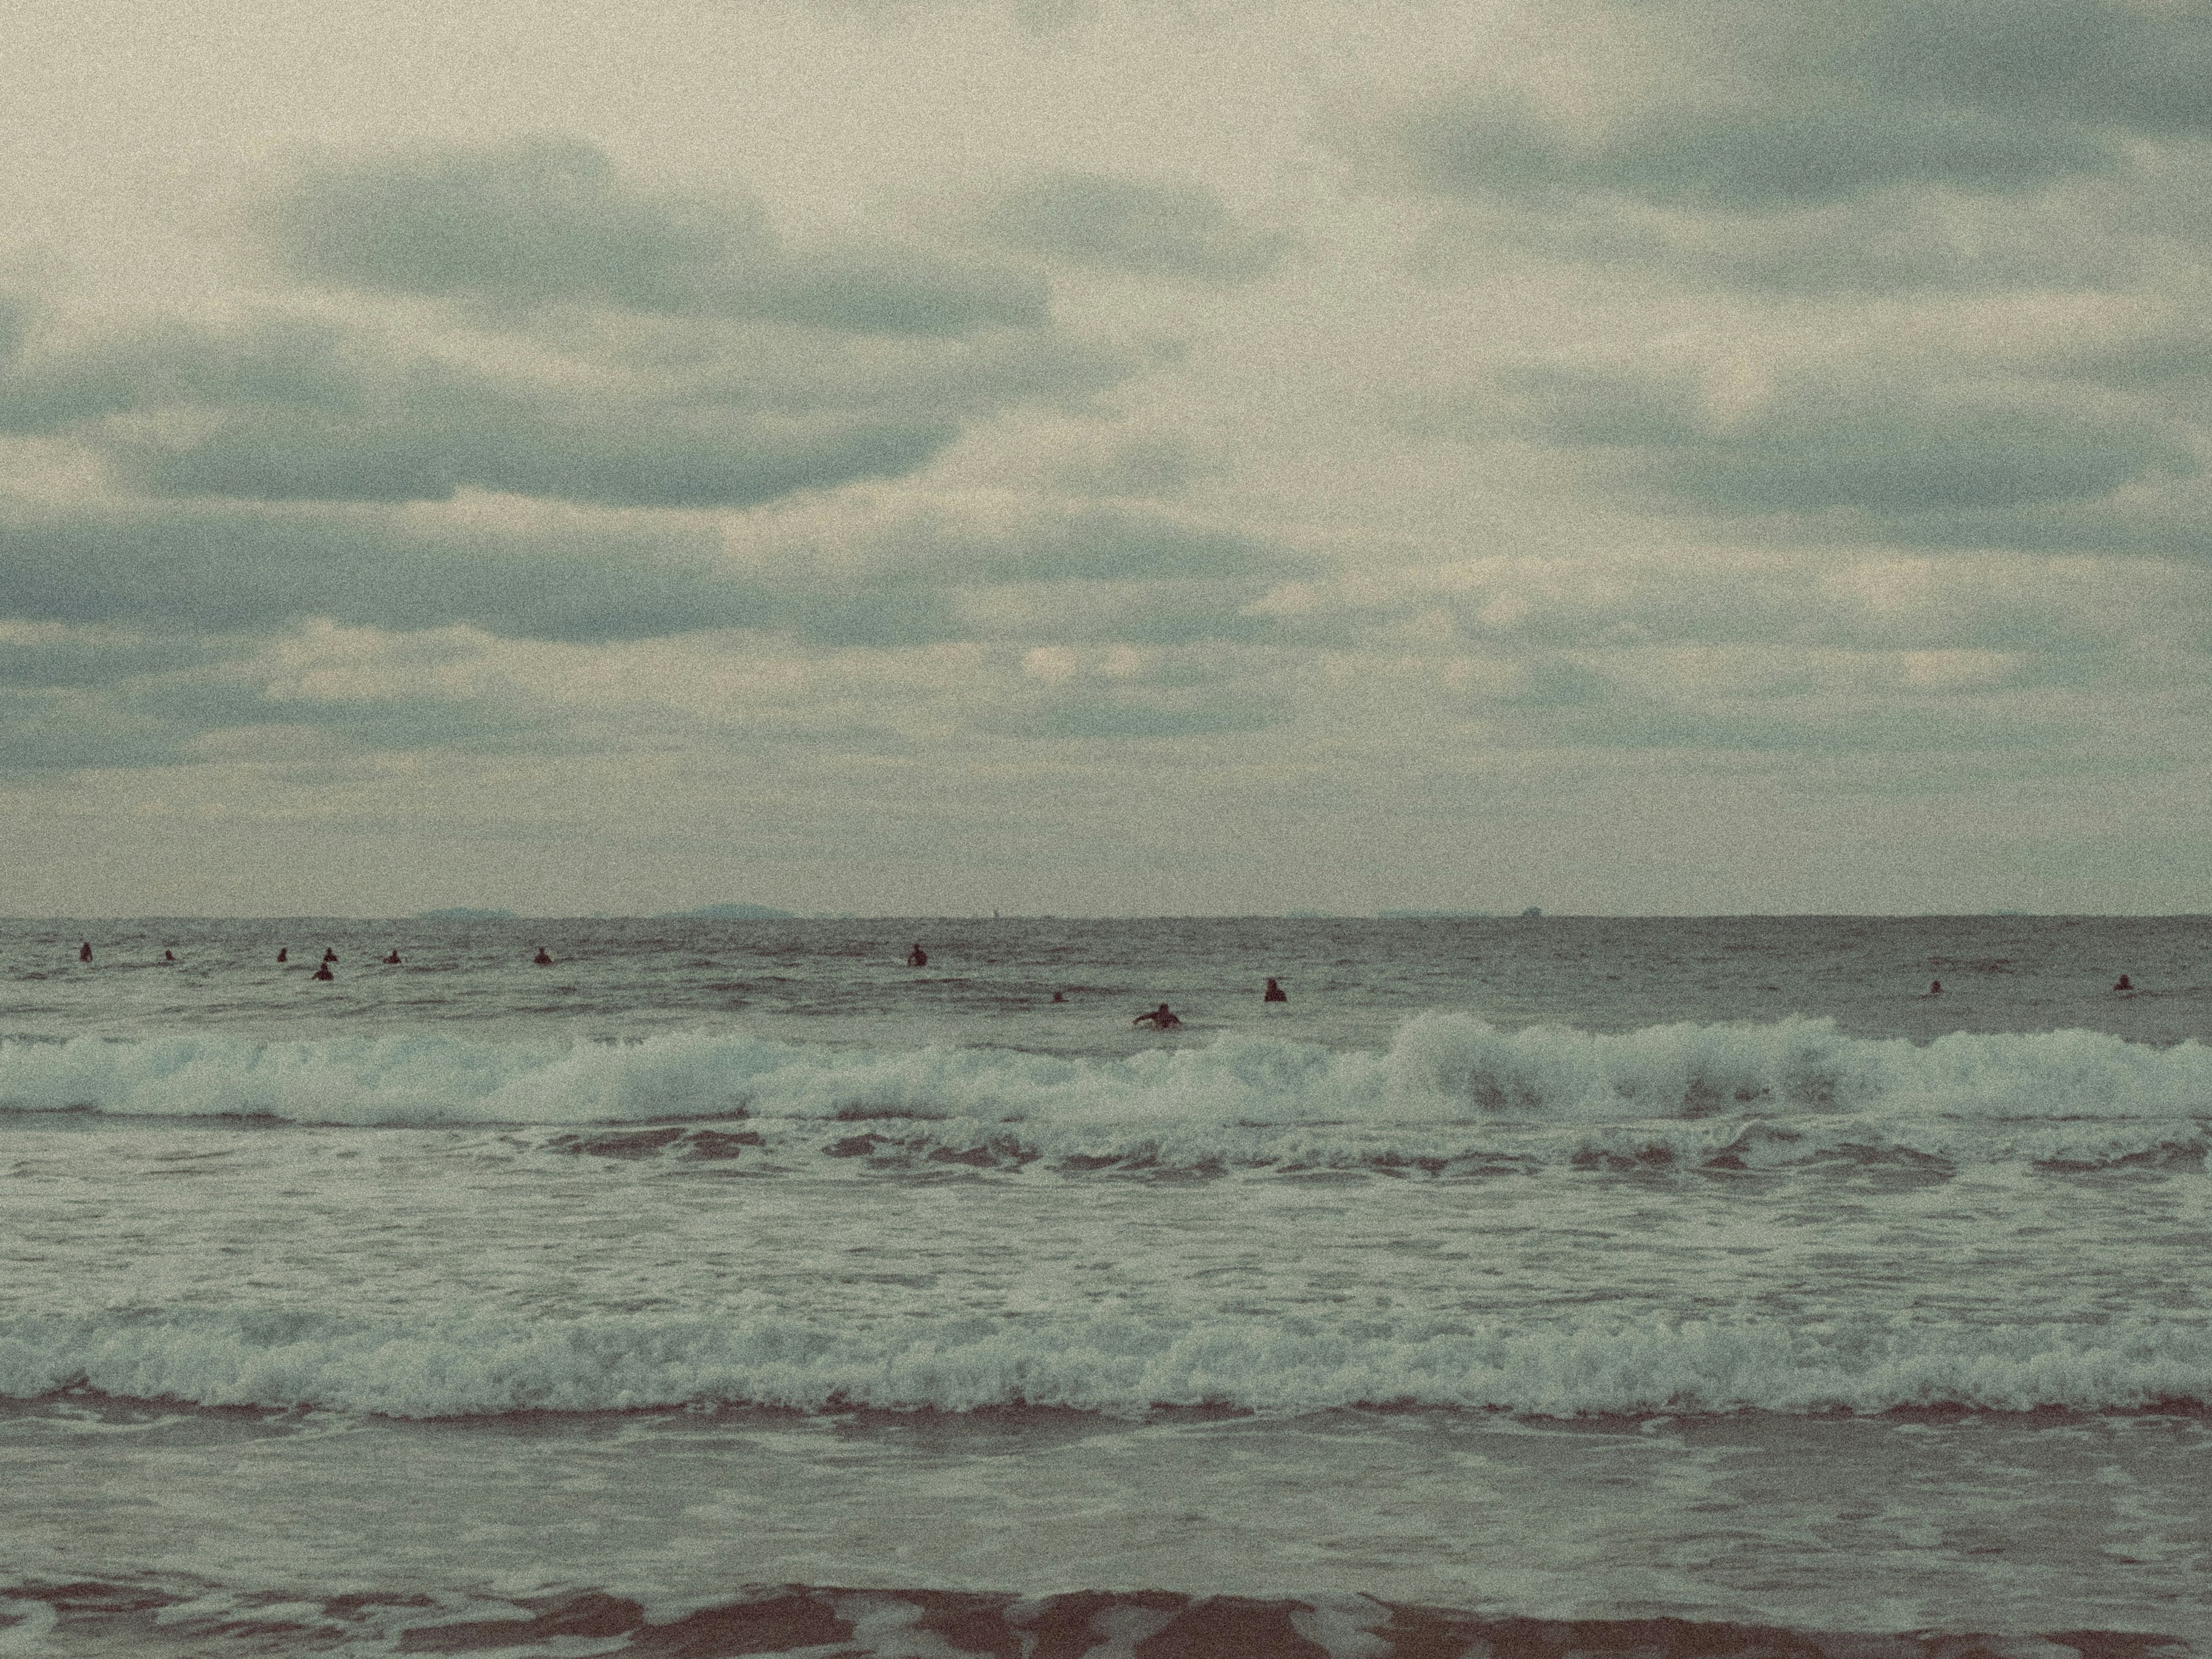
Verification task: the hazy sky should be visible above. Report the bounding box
[5,0,2210,915]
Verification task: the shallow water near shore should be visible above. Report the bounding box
[2,915,2207,1654]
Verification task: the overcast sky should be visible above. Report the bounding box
[3,0,2209,916]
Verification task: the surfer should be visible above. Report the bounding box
[533,947,553,966]
[276,947,288,963]
[78,941,91,963]
[1263,978,1287,1002]
[2115,974,2133,991]
[1928,979,1942,995]
[1051,990,1066,1003]
[908,944,928,968]
[323,949,338,964]
[162,949,175,963]
[312,963,334,982]
[385,950,402,965]
[1134,1003,1181,1029]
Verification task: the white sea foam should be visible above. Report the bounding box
[3,1308,2207,1419]
[0,1018,2204,1195]
[2,1018,2206,1146]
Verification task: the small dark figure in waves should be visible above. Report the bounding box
[533,947,554,966]
[312,963,334,982]
[323,949,338,964]
[1051,990,1066,1003]
[276,947,288,963]
[1263,978,1287,1003]
[385,950,402,965]
[78,941,91,963]
[1134,1003,1181,1029]
[1928,979,1942,995]
[162,949,175,963]
[908,944,928,967]
[2115,974,2133,992]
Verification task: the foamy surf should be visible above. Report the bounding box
[6,1308,2209,1419]
[2,1017,2205,1175]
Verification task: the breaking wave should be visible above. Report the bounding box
[1,1017,2206,1174]
[5,1306,2210,1419]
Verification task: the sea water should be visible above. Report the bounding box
[0,915,2206,1656]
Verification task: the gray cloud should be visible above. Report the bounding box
[263,138,1049,334]
[1506,361,2196,516]
[0,684,193,772]
[1847,0,2212,139]
[0,493,1306,649]
[1378,92,2105,215]
[1366,1,2212,217]
[1049,430,1203,499]
[0,626,234,687]
[1265,548,2212,665]
[1348,0,2212,300]
[1416,183,2150,296]
[0,502,769,641]
[0,646,600,777]
[918,503,1282,583]
[978,172,1287,283]
[1416,343,2209,548]
[0,290,1123,510]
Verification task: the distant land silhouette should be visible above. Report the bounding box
[1378,909,1490,919]
[414,907,518,921]
[661,903,797,920]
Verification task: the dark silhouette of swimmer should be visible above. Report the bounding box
[908,944,928,967]
[162,949,175,963]
[385,951,402,965]
[1134,1003,1181,1029]
[323,949,338,963]
[312,964,334,982]
[1929,979,1942,995]
[1051,990,1066,1003]
[533,947,553,965]
[78,941,91,963]
[276,947,288,963]
[2115,974,2133,991]
[1263,978,1287,1002]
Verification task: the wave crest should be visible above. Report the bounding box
[5,1308,2210,1419]
[1,1017,2206,1158]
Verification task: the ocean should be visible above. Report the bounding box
[0,914,2206,1657]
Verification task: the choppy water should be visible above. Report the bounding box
[1,915,2207,1655]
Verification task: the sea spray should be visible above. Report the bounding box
[3,1017,2207,1135]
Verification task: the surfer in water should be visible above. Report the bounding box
[312,963,334,982]
[162,949,175,963]
[1134,1003,1181,1029]
[1263,978,1287,1002]
[385,950,402,965]
[78,942,90,963]
[276,947,288,963]
[2115,974,2133,991]
[908,944,928,968]
[533,947,553,966]
[1928,979,1942,995]
[322,949,338,964]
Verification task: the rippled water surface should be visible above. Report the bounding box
[1,915,2207,1654]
